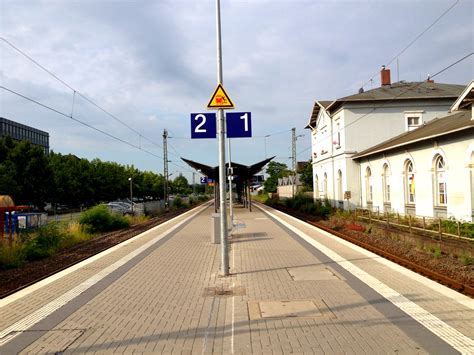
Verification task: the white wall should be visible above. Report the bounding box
[343,100,455,153]
[358,131,474,221]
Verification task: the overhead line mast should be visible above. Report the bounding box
[163,129,169,208]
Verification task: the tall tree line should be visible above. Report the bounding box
[0,137,193,208]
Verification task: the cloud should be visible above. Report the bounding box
[1,0,472,180]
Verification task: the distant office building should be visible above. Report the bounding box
[0,117,49,154]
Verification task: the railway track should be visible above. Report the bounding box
[310,219,474,296]
[0,206,203,299]
[262,203,474,297]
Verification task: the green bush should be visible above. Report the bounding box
[172,197,185,209]
[267,194,331,219]
[79,205,129,233]
[440,219,474,238]
[24,223,65,261]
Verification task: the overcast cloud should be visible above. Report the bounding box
[1,0,473,180]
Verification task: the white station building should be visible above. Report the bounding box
[305,69,473,221]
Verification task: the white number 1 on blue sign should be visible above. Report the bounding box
[240,113,249,131]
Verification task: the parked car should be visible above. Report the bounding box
[106,202,132,215]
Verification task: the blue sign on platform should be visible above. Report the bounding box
[226,112,252,138]
[200,176,208,184]
[191,113,216,139]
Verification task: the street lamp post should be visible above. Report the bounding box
[264,134,270,159]
[128,177,133,214]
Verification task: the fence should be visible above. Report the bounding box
[354,208,473,241]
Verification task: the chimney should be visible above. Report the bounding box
[380,65,391,86]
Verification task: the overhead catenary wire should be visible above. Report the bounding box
[297,52,473,159]
[361,0,460,90]
[1,85,163,160]
[0,37,162,150]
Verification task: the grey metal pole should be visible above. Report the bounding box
[228,137,233,227]
[163,129,168,208]
[129,177,133,214]
[216,0,229,276]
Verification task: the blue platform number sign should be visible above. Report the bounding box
[200,176,208,184]
[191,113,216,139]
[226,112,252,138]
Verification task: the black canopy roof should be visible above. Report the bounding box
[181,157,275,183]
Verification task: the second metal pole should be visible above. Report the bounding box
[228,137,233,227]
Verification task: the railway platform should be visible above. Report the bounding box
[0,202,473,354]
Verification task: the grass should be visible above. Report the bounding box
[430,245,442,259]
[0,241,26,269]
[0,220,96,269]
[459,251,473,266]
[125,214,149,226]
[252,194,269,203]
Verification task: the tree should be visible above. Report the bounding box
[264,161,290,193]
[0,138,53,208]
[172,175,191,195]
[298,160,313,191]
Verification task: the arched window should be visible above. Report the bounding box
[323,173,328,198]
[405,160,415,204]
[383,164,391,203]
[314,174,319,198]
[365,167,372,203]
[434,155,447,205]
[337,170,343,200]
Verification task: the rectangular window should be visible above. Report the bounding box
[405,111,423,132]
[437,171,447,205]
[384,176,391,202]
[408,176,415,203]
[407,116,421,131]
[438,182,447,205]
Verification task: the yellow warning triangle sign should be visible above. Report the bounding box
[207,83,235,109]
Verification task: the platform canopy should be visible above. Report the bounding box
[181,156,275,183]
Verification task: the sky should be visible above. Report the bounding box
[1,0,473,182]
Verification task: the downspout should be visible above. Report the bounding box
[330,116,336,208]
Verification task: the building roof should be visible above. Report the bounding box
[304,82,465,130]
[352,110,473,159]
[327,81,465,114]
[0,117,49,136]
[305,100,333,129]
[450,80,474,112]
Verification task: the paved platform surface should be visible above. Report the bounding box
[0,202,473,354]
